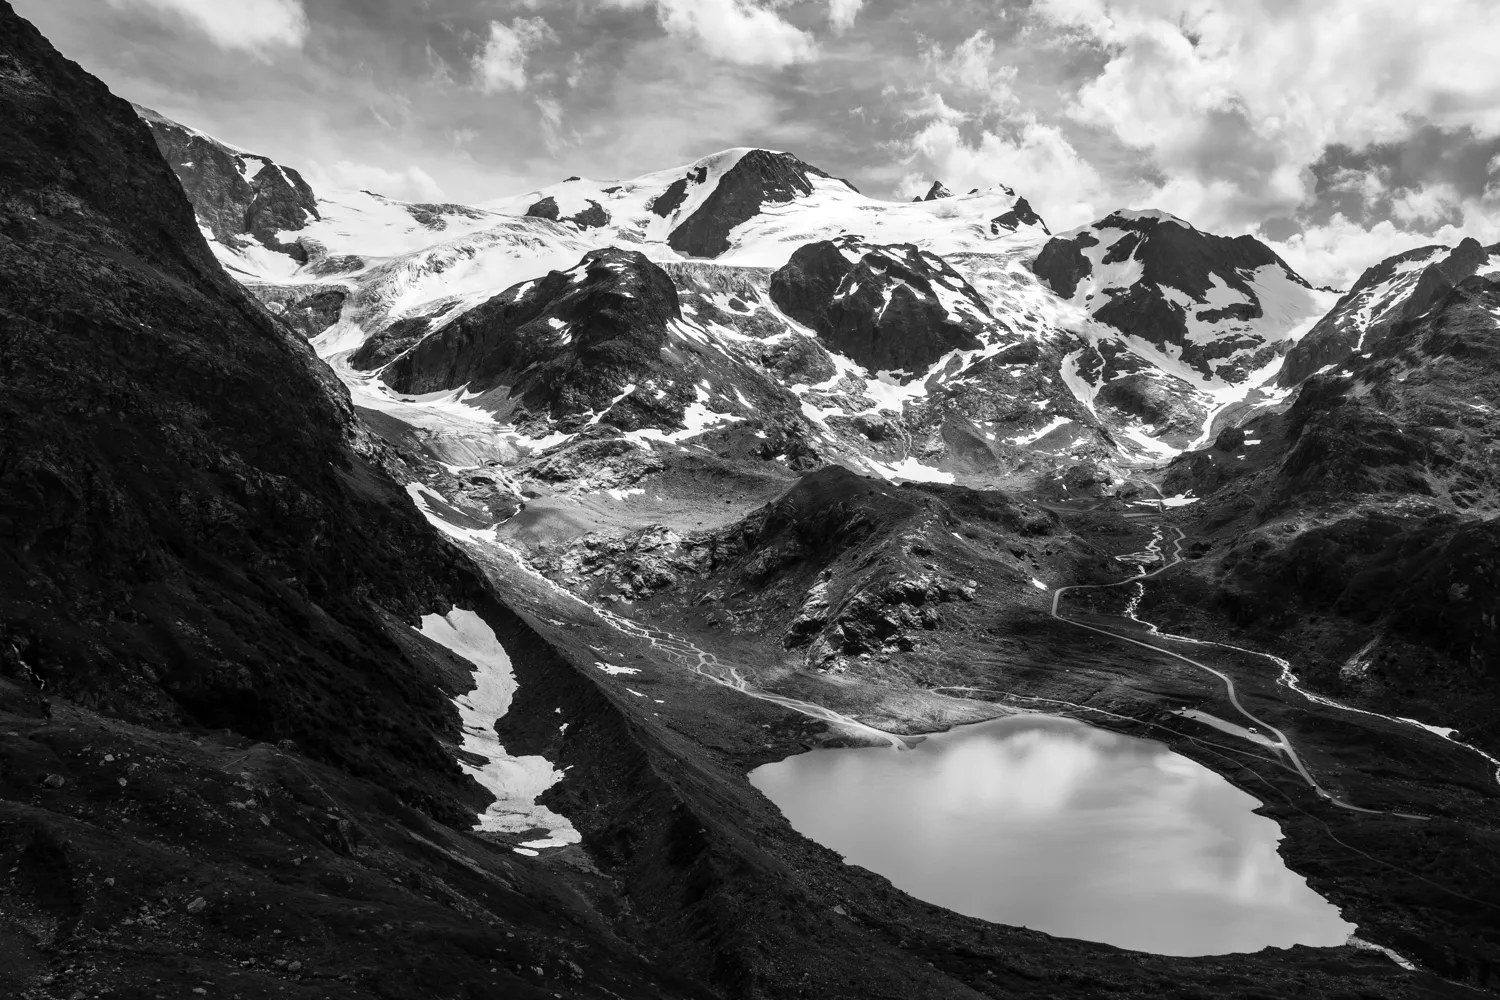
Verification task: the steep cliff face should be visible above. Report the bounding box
[0,2,495,824]
[136,103,320,262]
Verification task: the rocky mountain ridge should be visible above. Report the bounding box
[1034,210,1334,384]
[1278,236,1500,385]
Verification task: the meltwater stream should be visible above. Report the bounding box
[750,714,1354,957]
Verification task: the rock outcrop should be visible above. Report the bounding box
[769,237,993,377]
[989,194,1049,235]
[666,149,848,258]
[526,194,611,229]
[1278,237,1497,386]
[1034,210,1322,381]
[381,247,692,429]
[135,104,319,261]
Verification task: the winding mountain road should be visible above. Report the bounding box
[1050,525,1433,820]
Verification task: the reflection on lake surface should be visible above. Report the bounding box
[749,714,1354,956]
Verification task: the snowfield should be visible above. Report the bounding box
[415,609,581,849]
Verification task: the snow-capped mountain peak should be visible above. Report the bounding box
[135,105,1337,475]
[1035,208,1333,385]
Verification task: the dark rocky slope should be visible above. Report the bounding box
[0,6,719,997]
[0,0,503,826]
[1157,272,1500,747]
[1278,238,1498,385]
[532,465,1116,673]
[247,282,347,339]
[378,247,696,430]
[987,190,1049,235]
[526,194,610,230]
[769,237,993,377]
[667,150,848,258]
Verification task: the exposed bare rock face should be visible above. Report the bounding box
[532,465,1104,668]
[769,237,994,377]
[988,192,1049,235]
[1278,237,1498,385]
[526,193,612,229]
[248,282,347,338]
[1160,271,1500,750]
[135,103,319,262]
[1034,210,1321,381]
[666,149,850,258]
[381,247,694,429]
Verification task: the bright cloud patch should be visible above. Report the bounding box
[1269,208,1500,290]
[903,116,1108,228]
[828,0,864,35]
[608,0,817,68]
[104,0,307,52]
[473,16,558,93]
[1030,0,1500,231]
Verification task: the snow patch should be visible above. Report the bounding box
[415,609,580,845]
[594,661,642,676]
[867,456,955,484]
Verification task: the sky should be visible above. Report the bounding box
[16,0,1500,288]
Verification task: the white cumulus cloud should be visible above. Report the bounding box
[1268,197,1500,290]
[606,0,817,68]
[1030,0,1500,232]
[104,0,308,53]
[902,116,1111,231]
[828,0,864,35]
[473,17,558,93]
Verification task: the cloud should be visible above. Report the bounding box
[606,0,817,68]
[305,160,446,203]
[536,98,567,155]
[1267,194,1500,289]
[473,17,558,93]
[1028,0,1500,232]
[103,0,307,53]
[901,116,1112,230]
[927,30,1015,103]
[903,92,969,125]
[1389,182,1466,230]
[828,0,864,35]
